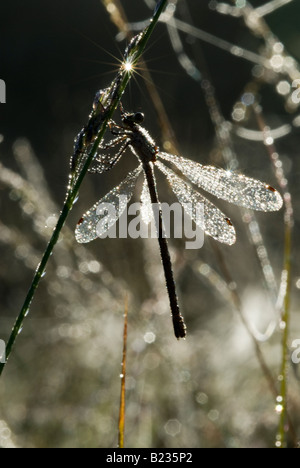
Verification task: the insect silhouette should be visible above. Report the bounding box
[75,105,283,339]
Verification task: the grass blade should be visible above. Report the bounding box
[118,296,128,448]
[0,0,169,377]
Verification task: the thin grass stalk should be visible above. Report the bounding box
[118,296,128,448]
[172,23,289,429]
[168,2,296,440]
[210,239,296,446]
[0,0,168,377]
[253,106,295,447]
[277,224,292,447]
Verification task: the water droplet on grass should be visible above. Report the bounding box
[279,320,286,330]
[275,404,283,414]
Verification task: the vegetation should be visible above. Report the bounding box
[0,0,299,448]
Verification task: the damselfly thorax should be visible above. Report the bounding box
[111,109,158,166]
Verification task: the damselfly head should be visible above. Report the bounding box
[123,112,145,126]
[133,112,145,123]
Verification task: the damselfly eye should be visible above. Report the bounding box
[134,112,144,123]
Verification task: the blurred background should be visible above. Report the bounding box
[0,0,300,448]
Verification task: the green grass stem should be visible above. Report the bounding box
[0,0,168,377]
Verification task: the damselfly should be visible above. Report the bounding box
[75,106,283,339]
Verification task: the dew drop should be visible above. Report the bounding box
[24,309,30,318]
[45,215,58,229]
[279,321,286,330]
[208,409,220,422]
[275,404,283,414]
[265,136,274,146]
[18,327,23,335]
[143,332,156,344]
[164,419,181,437]
[73,195,79,205]
[196,392,208,405]
[41,271,46,278]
